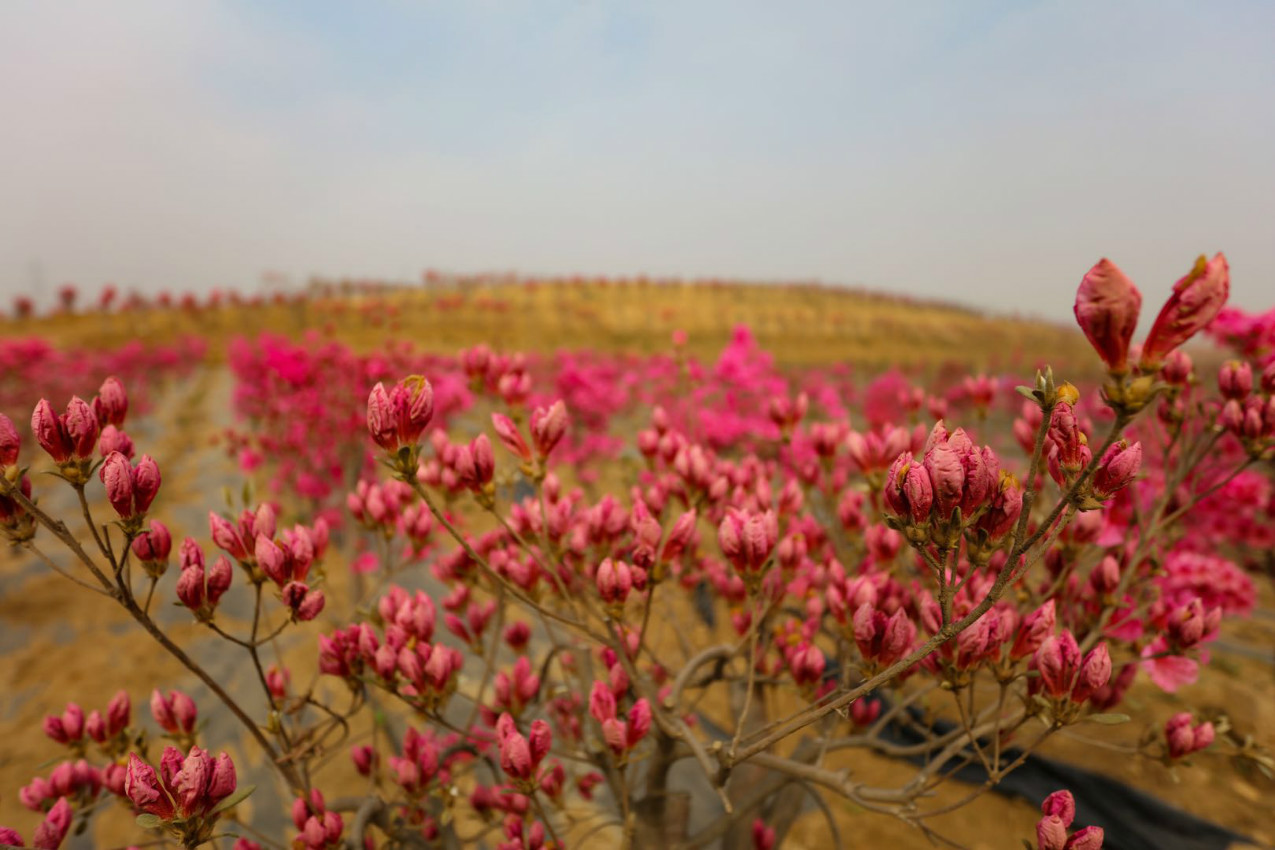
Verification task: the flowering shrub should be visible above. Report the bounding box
[0,336,206,431]
[1,254,1271,848]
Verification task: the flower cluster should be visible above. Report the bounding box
[124,747,239,845]
[4,256,1268,848]
[1035,790,1104,850]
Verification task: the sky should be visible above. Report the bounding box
[1,0,1272,323]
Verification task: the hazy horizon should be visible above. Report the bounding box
[3,1,1272,325]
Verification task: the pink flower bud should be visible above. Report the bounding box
[32,796,72,850]
[86,710,107,743]
[19,776,50,810]
[539,760,566,799]
[850,697,882,727]
[1066,826,1104,850]
[60,703,84,741]
[159,746,183,790]
[600,716,627,755]
[976,471,1023,542]
[63,396,99,460]
[1161,349,1193,384]
[1261,361,1275,395]
[283,581,325,621]
[884,452,933,526]
[423,644,460,689]
[178,555,226,618]
[662,508,698,559]
[0,414,20,468]
[93,377,129,428]
[1165,712,1195,758]
[1074,259,1142,372]
[293,794,319,833]
[322,811,345,844]
[99,452,161,519]
[955,613,1000,669]
[134,454,160,511]
[1168,598,1208,649]
[471,433,495,486]
[596,558,633,606]
[923,443,964,519]
[1048,403,1086,471]
[790,643,826,686]
[1140,253,1229,369]
[255,535,288,585]
[1088,555,1120,596]
[753,819,777,850]
[1035,630,1081,700]
[100,451,135,517]
[101,763,126,796]
[253,502,277,542]
[261,665,288,700]
[1193,721,1215,751]
[852,603,882,658]
[504,621,531,651]
[626,698,652,748]
[300,816,326,847]
[125,753,174,819]
[1071,643,1111,704]
[589,680,617,723]
[717,509,778,576]
[351,745,375,776]
[107,690,130,735]
[881,609,916,664]
[571,772,603,802]
[530,400,569,459]
[528,719,552,766]
[32,399,72,462]
[170,690,197,733]
[150,690,175,732]
[1165,712,1213,759]
[1241,398,1270,440]
[958,445,999,516]
[361,643,390,680]
[1012,600,1056,660]
[1037,815,1069,850]
[173,747,212,816]
[500,731,534,781]
[396,644,424,683]
[495,710,518,742]
[42,715,69,744]
[366,382,397,451]
[44,765,69,799]
[491,413,532,462]
[206,555,231,602]
[208,751,236,807]
[607,662,629,699]
[208,512,247,560]
[132,520,172,565]
[918,420,946,455]
[1218,360,1253,400]
[367,378,435,453]
[1090,440,1140,499]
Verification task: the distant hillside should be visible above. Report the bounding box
[7,274,1092,371]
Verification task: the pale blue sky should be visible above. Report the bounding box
[1,1,1272,322]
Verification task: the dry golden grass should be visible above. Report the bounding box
[7,277,1093,371]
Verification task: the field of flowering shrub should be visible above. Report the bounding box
[1,259,1273,850]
